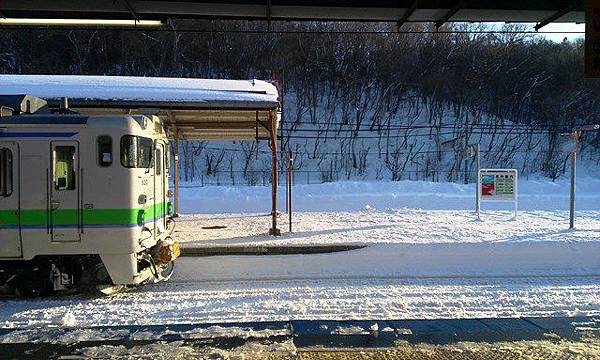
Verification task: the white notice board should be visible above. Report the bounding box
[477,169,518,218]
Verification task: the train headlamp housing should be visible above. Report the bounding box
[137,209,146,226]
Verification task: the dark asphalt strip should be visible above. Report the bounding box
[0,317,597,359]
[180,245,367,256]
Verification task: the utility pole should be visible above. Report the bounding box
[561,125,599,229]
[441,137,481,215]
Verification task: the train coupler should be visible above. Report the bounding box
[150,237,181,266]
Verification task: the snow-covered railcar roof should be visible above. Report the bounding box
[0,75,279,109]
[0,74,280,141]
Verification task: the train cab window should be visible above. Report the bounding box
[121,136,137,168]
[0,148,12,197]
[97,136,112,167]
[53,146,76,191]
[138,137,153,168]
[121,135,153,168]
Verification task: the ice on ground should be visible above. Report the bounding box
[331,325,368,335]
[0,328,130,345]
[171,325,290,340]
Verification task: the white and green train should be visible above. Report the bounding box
[0,95,179,296]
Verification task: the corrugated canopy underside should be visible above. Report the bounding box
[0,75,280,141]
[0,1,587,23]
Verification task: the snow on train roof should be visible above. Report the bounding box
[0,75,280,141]
[0,74,279,109]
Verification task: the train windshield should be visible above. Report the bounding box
[121,135,153,168]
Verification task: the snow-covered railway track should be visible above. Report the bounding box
[1,275,599,329]
[165,273,600,285]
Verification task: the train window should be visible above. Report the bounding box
[138,137,153,168]
[155,148,162,175]
[0,148,12,197]
[121,136,137,168]
[54,146,76,191]
[97,136,112,167]
[121,135,154,168]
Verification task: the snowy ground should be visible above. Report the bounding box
[178,177,600,213]
[176,210,600,247]
[1,276,599,329]
[0,178,599,331]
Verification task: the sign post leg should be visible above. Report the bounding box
[512,169,518,220]
[476,169,481,220]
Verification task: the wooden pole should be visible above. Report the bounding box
[269,111,280,236]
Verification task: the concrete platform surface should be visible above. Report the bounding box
[1,317,598,359]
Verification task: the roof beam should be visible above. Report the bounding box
[396,0,418,30]
[534,1,581,31]
[266,0,272,31]
[163,121,260,129]
[435,0,465,30]
[120,0,140,23]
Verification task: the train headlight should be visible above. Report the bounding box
[137,209,146,225]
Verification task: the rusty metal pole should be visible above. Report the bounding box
[173,128,180,217]
[269,111,280,236]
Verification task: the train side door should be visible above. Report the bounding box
[0,142,22,258]
[50,141,81,242]
[154,141,167,235]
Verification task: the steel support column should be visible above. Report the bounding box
[269,110,280,235]
[173,127,180,217]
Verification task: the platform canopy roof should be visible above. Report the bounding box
[0,74,280,141]
[0,1,585,24]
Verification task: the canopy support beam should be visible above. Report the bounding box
[168,110,181,217]
[269,110,281,236]
[535,1,580,31]
[397,0,418,30]
[435,0,464,30]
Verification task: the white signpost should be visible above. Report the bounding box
[477,169,518,220]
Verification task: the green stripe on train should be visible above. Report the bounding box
[0,202,169,227]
